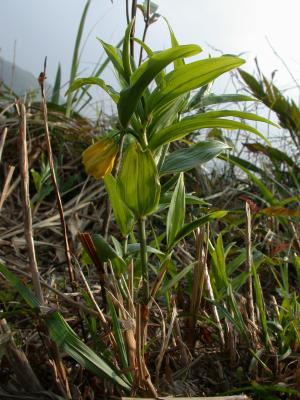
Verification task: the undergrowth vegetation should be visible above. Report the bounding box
[1,2,300,399]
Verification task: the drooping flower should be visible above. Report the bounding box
[82,137,118,179]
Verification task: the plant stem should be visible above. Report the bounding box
[138,216,149,303]
[138,0,151,65]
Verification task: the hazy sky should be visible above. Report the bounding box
[1,0,300,109]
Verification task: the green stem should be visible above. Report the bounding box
[138,216,149,303]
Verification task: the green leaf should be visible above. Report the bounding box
[0,262,131,391]
[104,174,134,237]
[168,210,227,250]
[99,39,125,81]
[66,77,119,103]
[163,262,195,291]
[117,44,201,128]
[188,93,255,110]
[122,20,135,82]
[92,234,127,275]
[167,173,185,247]
[0,262,40,309]
[126,243,164,256]
[46,311,131,391]
[221,154,278,205]
[160,140,230,175]
[164,17,185,68]
[118,142,161,217]
[146,56,245,114]
[149,114,269,150]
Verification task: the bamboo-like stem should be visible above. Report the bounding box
[138,216,149,303]
[17,101,44,305]
[38,60,76,289]
[245,203,255,323]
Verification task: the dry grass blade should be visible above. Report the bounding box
[38,63,76,288]
[155,297,177,386]
[16,100,44,304]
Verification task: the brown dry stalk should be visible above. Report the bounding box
[0,165,15,211]
[0,127,8,163]
[155,297,177,386]
[38,64,75,288]
[16,100,71,398]
[17,101,44,304]
[245,203,255,324]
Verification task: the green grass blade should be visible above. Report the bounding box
[166,172,185,247]
[51,63,61,104]
[46,311,131,391]
[107,294,132,382]
[66,0,91,117]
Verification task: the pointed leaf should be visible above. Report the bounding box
[117,44,201,127]
[168,210,228,250]
[122,20,135,82]
[66,77,119,103]
[99,39,125,80]
[188,93,255,110]
[147,56,245,114]
[160,140,230,175]
[92,234,127,275]
[167,173,185,246]
[149,114,270,150]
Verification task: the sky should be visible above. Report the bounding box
[1,0,300,112]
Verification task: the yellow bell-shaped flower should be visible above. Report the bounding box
[82,138,118,179]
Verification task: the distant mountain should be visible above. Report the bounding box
[0,56,54,99]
